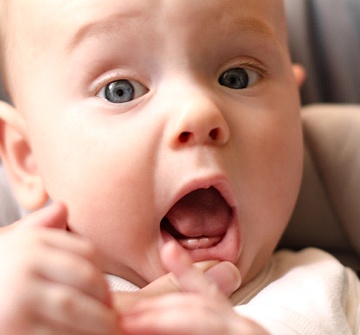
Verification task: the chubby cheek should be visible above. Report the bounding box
[232,105,303,284]
[36,134,163,281]
[24,99,166,278]
[45,159,162,282]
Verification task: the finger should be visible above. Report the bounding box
[39,230,104,270]
[160,241,222,297]
[113,271,181,314]
[8,205,102,274]
[16,220,112,306]
[114,242,240,313]
[121,294,232,335]
[192,259,221,272]
[34,246,111,306]
[32,281,119,335]
[121,295,192,335]
[139,259,240,298]
[16,202,68,229]
[203,261,241,296]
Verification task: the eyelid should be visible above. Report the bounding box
[219,58,269,78]
[241,61,268,76]
[220,59,269,91]
[90,70,149,97]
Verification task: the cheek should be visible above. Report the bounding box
[231,104,303,200]
[30,117,153,216]
[239,130,302,241]
[232,100,303,282]
[254,111,303,226]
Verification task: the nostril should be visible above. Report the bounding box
[209,128,219,140]
[178,129,220,143]
[179,132,191,143]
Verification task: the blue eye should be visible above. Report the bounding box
[98,79,148,103]
[218,67,259,89]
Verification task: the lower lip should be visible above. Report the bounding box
[161,217,241,264]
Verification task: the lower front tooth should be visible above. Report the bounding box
[178,236,222,250]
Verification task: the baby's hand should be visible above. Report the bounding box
[120,241,269,335]
[0,203,119,335]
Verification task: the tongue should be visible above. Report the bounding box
[165,187,232,249]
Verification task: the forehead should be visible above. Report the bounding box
[9,0,287,45]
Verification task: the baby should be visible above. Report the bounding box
[0,0,358,334]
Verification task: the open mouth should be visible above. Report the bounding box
[161,187,233,251]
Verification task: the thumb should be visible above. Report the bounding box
[13,202,68,230]
[161,241,241,297]
[113,242,241,312]
[197,261,241,296]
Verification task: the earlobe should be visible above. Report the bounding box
[0,101,49,210]
[292,63,306,88]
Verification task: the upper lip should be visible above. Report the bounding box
[162,174,238,223]
[161,174,238,232]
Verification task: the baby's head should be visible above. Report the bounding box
[0,0,303,287]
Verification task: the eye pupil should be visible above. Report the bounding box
[116,89,124,96]
[105,80,135,103]
[219,68,249,89]
[229,77,238,85]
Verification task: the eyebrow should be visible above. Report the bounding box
[66,13,283,53]
[225,16,283,46]
[66,12,139,52]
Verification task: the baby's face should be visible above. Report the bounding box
[7,0,303,286]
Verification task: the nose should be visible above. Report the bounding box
[167,87,230,148]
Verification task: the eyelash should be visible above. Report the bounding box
[92,60,267,103]
[217,60,268,91]
[226,61,268,79]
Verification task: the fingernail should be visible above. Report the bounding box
[205,261,241,296]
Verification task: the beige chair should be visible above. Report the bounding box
[280,105,360,272]
[280,0,360,272]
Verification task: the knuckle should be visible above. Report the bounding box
[52,288,116,334]
[80,239,97,260]
[64,255,100,289]
[55,289,78,315]
[78,262,100,288]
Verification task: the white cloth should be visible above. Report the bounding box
[232,248,360,334]
[108,248,360,334]
[106,274,139,292]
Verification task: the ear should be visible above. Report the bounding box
[0,101,48,210]
[292,63,306,88]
